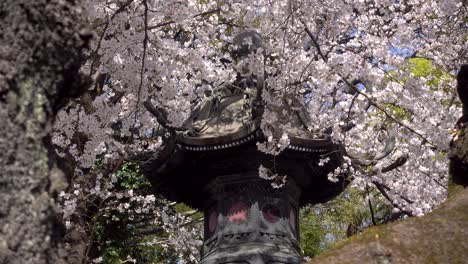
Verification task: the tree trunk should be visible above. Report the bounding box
[449,64,468,196]
[0,1,88,263]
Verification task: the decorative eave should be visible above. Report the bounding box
[177,124,336,154]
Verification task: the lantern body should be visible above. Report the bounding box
[201,173,301,263]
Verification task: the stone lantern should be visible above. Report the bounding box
[139,31,348,264]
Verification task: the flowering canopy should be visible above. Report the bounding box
[54,1,466,252]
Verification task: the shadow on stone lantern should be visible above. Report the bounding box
[138,31,349,264]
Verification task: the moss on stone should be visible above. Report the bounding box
[307,188,468,264]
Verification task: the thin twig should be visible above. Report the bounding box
[92,0,136,29]
[301,19,327,63]
[302,17,438,148]
[143,100,187,132]
[342,78,437,148]
[147,8,220,30]
[381,154,408,173]
[131,0,149,139]
[88,21,109,76]
[371,180,413,216]
[368,196,377,226]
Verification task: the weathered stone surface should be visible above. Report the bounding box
[307,188,468,264]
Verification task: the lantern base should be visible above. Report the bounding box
[201,173,302,263]
[201,243,303,264]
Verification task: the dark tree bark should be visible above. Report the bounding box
[449,65,468,195]
[455,64,468,128]
[0,1,89,263]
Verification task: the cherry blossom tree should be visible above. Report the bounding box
[51,0,467,261]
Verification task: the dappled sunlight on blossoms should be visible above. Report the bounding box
[51,0,466,260]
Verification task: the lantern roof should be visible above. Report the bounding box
[137,31,349,210]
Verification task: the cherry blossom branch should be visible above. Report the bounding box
[344,93,358,132]
[371,180,413,216]
[88,21,109,76]
[420,170,448,190]
[349,153,413,215]
[343,78,437,148]
[301,19,437,148]
[89,0,136,76]
[147,7,221,30]
[134,216,203,237]
[131,0,149,139]
[93,0,135,29]
[381,154,408,173]
[366,186,377,225]
[143,100,187,132]
[300,19,328,63]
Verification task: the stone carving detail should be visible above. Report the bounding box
[201,173,302,263]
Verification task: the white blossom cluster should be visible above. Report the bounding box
[58,167,202,260]
[258,164,288,188]
[52,0,466,260]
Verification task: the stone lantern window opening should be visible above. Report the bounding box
[228,201,249,223]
